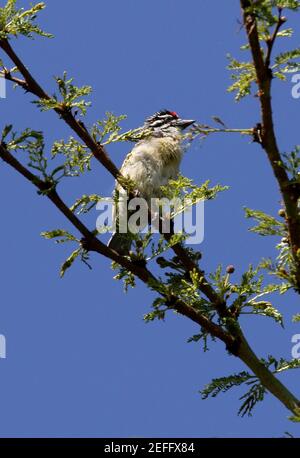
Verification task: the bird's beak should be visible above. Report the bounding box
[177,119,195,130]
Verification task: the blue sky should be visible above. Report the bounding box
[0,0,300,438]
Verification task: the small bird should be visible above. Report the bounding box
[108,110,195,255]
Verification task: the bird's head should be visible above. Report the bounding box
[143,110,195,136]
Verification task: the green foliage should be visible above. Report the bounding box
[0,1,53,39]
[2,126,92,187]
[1,124,13,142]
[274,48,300,65]
[154,258,213,318]
[210,264,283,325]
[201,371,253,399]
[238,383,266,417]
[259,237,298,290]
[273,48,300,77]
[246,1,300,25]
[4,126,44,153]
[2,0,299,421]
[244,208,286,236]
[246,1,277,25]
[106,176,227,268]
[187,330,215,352]
[41,229,78,244]
[144,297,168,322]
[160,175,228,218]
[2,127,55,188]
[227,55,256,101]
[201,372,266,418]
[111,262,136,292]
[90,112,154,147]
[60,248,81,276]
[70,194,102,215]
[292,313,300,322]
[239,360,300,417]
[51,137,92,177]
[161,175,227,200]
[235,1,300,83]
[34,72,92,115]
[209,264,233,300]
[280,146,300,181]
[270,356,300,373]
[246,298,283,324]
[41,229,91,277]
[178,270,214,315]
[240,26,293,52]
[272,27,293,38]
[275,1,300,9]
[201,355,300,417]
[143,249,213,324]
[91,112,127,144]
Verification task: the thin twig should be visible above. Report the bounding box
[265,7,285,69]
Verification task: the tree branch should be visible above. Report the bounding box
[0,141,236,349]
[240,0,300,289]
[0,142,151,282]
[0,38,121,181]
[265,7,285,69]
[237,330,300,415]
[1,33,300,417]
[0,37,231,317]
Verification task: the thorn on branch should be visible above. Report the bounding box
[130,256,147,268]
[80,237,95,252]
[267,68,273,80]
[252,123,263,145]
[225,336,241,357]
[286,182,300,202]
[36,179,57,196]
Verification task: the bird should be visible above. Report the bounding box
[108,110,195,255]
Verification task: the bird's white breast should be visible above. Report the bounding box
[119,136,182,201]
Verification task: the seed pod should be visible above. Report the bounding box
[278,209,286,218]
[226,265,235,274]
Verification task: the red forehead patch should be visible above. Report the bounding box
[169,111,178,118]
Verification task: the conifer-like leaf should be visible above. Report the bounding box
[111,262,137,292]
[51,137,92,177]
[244,208,285,236]
[227,55,256,101]
[70,194,102,215]
[238,383,266,417]
[41,229,78,244]
[0,1,53,39]
[201,372,253,399]
[201,355,300,417]
[34,72,92,115]
[60,248,82,278]
[160,175,228,217]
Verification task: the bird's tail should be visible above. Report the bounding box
[107,232,132,256]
